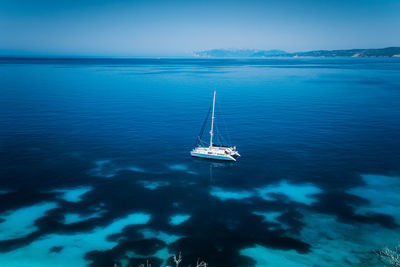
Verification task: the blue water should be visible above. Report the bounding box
[0,57,399,266]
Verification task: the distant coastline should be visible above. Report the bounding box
[2,46,400,60]
[194,47,400,58]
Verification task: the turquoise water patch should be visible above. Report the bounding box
[242,210,400,266]
[210,181,321,204]
[125,166,146,173]
[257,180,321,205]
[53,186,92,202]
[0,212,151,267]
[0,202,58,240]
[122,213,151,225]
[210,187,253,201]
[89,160,115,178]
[294,210,400,266]
[241,245,311,267]
[139,229,182,245]
[168,164,187,171]
[137,180,170,190]
[169,214,191,225]
[252,211,288,230]
[167,164,198,175]
[153,248,173,267]
[89,160,146,178]
[63,211,103,224]
[348,174,400,223]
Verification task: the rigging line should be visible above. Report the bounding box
[195,101,213,146]
[214,118,225,146]
[214,95,231,146]
[217,96,233,146]
[215,124,227,146]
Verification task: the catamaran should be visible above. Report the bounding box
[191,91,240,161]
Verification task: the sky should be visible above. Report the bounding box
[1,0,400,56]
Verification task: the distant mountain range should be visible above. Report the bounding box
[194,47,400,58]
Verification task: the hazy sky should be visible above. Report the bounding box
[1,0,400,56]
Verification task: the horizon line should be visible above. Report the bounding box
[1,46,400,59]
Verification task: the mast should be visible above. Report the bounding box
[209,90,216,148]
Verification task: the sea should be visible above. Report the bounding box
[0,57,399,267]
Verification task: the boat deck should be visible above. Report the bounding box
[191,146,238,161]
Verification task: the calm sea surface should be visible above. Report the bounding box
[0,58,400,266]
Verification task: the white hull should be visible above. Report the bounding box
[191,146,240,161]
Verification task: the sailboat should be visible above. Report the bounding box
[191,91,240,161]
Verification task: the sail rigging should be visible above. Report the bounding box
[195,102,212,147]
[196,91,231,147]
